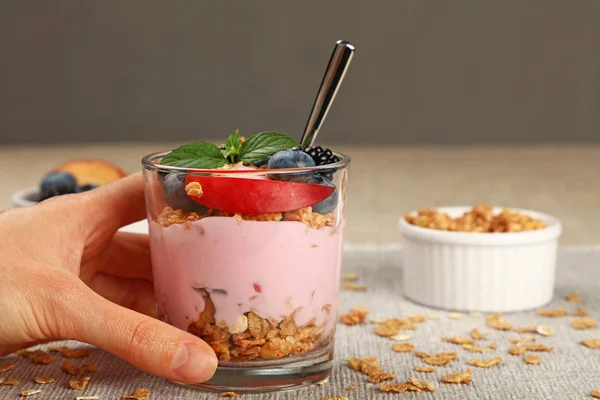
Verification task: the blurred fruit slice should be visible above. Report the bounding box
[54,159,127,185]
[185,175,335,214]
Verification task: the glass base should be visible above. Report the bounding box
[172,347,333,393]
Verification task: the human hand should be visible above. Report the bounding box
[0,173,217,384]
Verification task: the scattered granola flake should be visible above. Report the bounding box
[408,315,427,323]
[525,343,554,352]
[347,357,382,377]
[488,342,497,349]
[19,390,41,397]
[342,273,359,282]
[379,383,414,393]
[471,328,487,340]
[33,377,54,384]
[345,385,357,391]
[448,313,461,320]
[407,376,436,392]
[221,392,240,398]
[443,336,475,345]
[509,336,536,344]
[437,352,458,361]
[515,326,538,334]
[415,366,436,373]
[441,368,472,384]
[469,312,482,317]
[76,397,100,400]
[566,293,582,303]
[536,326,555,337]
[340,282,366,291]
[60,348,92,358]
[0,364,15,372]
[340,308,369,326]
[524,354,540,365]
[508,345,528,356]
[373,319,416,337]
[486,314,513,331]
[423,356,452,366]
[538,308,568,317]
[2,379,21,386]
[468,356,503,368]
[392,343,415,353]
[581,339,600,349]
[415,351,432,359]
[572,307,588,317]
[390,334,410,341]
[69,376,91,390]
[573,317,598,330]
[591,390,600,399]
[369,373,396,384]
[16,349,55,364]
[462,344,490,353]
[63,361,97,375]
[122,388,151,400]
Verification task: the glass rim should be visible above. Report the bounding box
[141,150,351,174]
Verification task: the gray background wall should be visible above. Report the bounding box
[1,1,599,146]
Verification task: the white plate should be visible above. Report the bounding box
[120,220,149,234]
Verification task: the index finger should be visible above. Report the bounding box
[79,172,147,237]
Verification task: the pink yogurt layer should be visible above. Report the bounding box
[149,216,344,335]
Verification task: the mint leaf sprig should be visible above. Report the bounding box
[160,130,298,169]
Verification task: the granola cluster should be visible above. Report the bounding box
[187,293,331,362]
[404,203,547,233]
[157,206,334,230]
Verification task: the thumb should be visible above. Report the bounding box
[60,283,218,384]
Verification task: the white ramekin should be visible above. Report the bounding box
[10,187,149,234]
[398,207,562,313]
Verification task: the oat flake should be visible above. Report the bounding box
[572,317,598,330]
[468,356,503,368]
[33,377,54,384]
[392,343,415,353]
[19,390,41,397]
[581,339,600,349]
[123,388,151,400]
[441,368,472,384]
[524,354,540,365]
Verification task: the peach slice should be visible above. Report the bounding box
[54,159,127,185]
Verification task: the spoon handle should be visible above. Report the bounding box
[300,40,355,148]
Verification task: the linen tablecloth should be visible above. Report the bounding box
[1,246,599,400]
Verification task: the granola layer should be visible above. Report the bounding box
[157,206,335,229]
[187,294,332,362]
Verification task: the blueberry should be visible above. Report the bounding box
[308,176,338,214]
[39,171,77,201]
[76,183,99,193]
[162,173,209,213]
[267,150,315,182]
[157,171,168,185]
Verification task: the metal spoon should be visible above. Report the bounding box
[299,40,355,148]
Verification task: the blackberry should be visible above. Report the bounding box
[303,146,340,166]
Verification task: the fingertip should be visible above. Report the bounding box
[171,341,218,383]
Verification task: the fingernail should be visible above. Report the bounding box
[171,343,218,383]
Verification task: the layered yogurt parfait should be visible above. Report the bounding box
[142,130,349,391]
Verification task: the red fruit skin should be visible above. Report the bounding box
[184,175,335,214]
